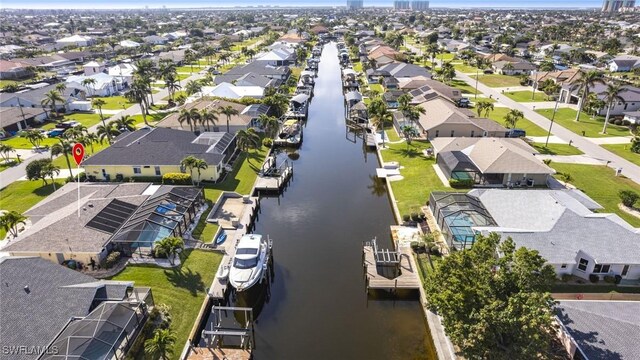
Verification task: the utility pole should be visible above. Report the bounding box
[545,96,560,147]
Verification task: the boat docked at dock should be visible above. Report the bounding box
[229,234,272,292]
[274,119,302,147]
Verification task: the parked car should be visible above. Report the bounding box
[456,98,470,108]
[46,129,66,137]
[507,129,526,138]
[57,121,80,129]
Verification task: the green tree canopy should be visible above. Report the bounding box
[425,233,561,360]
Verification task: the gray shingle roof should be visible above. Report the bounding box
[557,300,640,360]
[0,257,121,360]
[82,127,228,167]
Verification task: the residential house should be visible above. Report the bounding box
[377,61,432,80]
[0,60,31,80]
[492,60,536,75]
[201,82,264,99]
[82,60,105,76]
[528,68,582,88]
[435,188,640,281]
[225,62,291,82]
[382,90,404,108]
[55,34,95,47]
[254,47,296,66]
[157,98,268,133]
[608,55,640,72]
[430,137,554,186]
[66,72,124,97]
[559,83,640,116]
[556,300,640,360]
[407,79,463,103]
[213,72,282,89]
[82,128,236,182]
[119,40,141,48]
[143,35,169,45]
[623,110,640,124]
[0,106,48,134]
[0,256,153,360]
[108,63,137,85]
[0,83,85,113]
[368,45,401,66]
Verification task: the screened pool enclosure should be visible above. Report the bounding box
[429,192,496,250]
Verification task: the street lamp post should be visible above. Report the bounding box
[545,96,560,147]
[532,70,538,100]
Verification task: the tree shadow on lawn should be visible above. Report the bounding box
[164,267,205,296]
[33,181,65,196]
[387,145,428,160]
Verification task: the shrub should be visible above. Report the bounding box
[615,275,622,284]
[410,212,420,221]
[104,251,121,269]
[613,119,623,126]
[430,246,440,256]
[402,214,410,222]
[129,176,162,183]
[162,172,191,185]
[449,178,474,188]
[603,275,616,284]
[542,159,552,165]
[561,274,572,283]
[619,190,639,208]
[262,138,273,148]
[589,274,599,283]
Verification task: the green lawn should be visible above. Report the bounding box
[532,143,583,155]
[109,249,222,360]
[503,90,548,103]
[602,144,640,167]
[369,83,384,94]
[471,74,523,88]
[130,112,170,126]
[353,62,363,73]
[203,145,268,197]
[536,108,630,138]
[93,96,135,110]
[550,163,640,227]
[485,107,548,136]
[191,201,220,244]
[176,65,202,74]
[176,73,190,81]
[450,79,479,95]
[163,91,186,102]
[380,141,455,216]
[61,113,104,128]
[453,63,480,74]
[1,136,59,149]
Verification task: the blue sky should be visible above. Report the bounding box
[0,0,602,9]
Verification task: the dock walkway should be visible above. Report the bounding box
[363,244,421,290]
[254,166,292,192]
[186,347,251,360]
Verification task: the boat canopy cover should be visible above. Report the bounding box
[342,68,357,76]
[351,101,367,111]
[291,93,310,104]
[300,70,315,77]
[284,119,298,126]
[345,91,362,102]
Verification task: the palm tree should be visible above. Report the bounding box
[504,109,524,129]
[367,98,392,148]
[125,80,149,125]
[42,162,61,190]
[199,108,218,132]
[164,75,181,102]
[193,158,208,185]
[144,328,177,360]
[401,125,420,145]
[153,236,184,265]
[236,128,261,161]
[0,143,15,164]
[425,43,440,66]
[573,70,604,122]
[81,78,97,97]
[263,92,289,118]
[0,211,27,238]
[97,123,119,144]
[257,114,279,138]
[180,155,198,184]
[134,59,156,105]
[91,98,111,144]
[51,139,73,176]
[475,99,494,117]
[84,133,100,153]
[177,108,200,132]
[184,80,202,96]
[55,82,67,94]
[219,105,240,133]
[41,90,65,118]
[22,129,45,150]
[601,82,627,134]
[113,115,136,132]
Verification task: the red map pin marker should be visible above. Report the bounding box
[72,143,85,165]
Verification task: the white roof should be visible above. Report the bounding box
[83,61,102,67]
[66,73,117,89]
[56,35,93,43]
[119,40,141,48]
[203,83,264,99]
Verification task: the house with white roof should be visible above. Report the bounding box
[201,82,264,100]
[254,47,296,66]
[108,63,137,84]
[429,189,640,281]
[119,40,141,48]
[83,61,105,76]
[56,35,95,47]
[66,73,124,97]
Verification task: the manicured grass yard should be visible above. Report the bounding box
[61,113,104,128]
[380,140,455,216]
[450,79,479,95]
[109,250,222,360]
[1,136,59,149]
[353,62,363,73]
[503,90,548,103]
[602,143,640,167]
[532,143,583,155]
[453,63,480,74]
[176,65,202,74]
[485,107,548,136]
[93,96,135,110]
[369,83,384,94]
[471,74,523,88]
[536,108,630,138]
[550,163,640,227]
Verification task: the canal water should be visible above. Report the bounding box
[249,43,436,359]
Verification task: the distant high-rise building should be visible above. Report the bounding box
[346,0,363,10]
[602,0,635,12]
[410,0,430,11]
[394,0,410,10]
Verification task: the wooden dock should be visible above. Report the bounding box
[187,347,251,360]
[254,166,292,192]
[363,244,421,291]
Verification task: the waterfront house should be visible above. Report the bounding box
[202,82,265,99]
[82,127,236,182]
[0,60,31,79]
[407,79,463,104]
[66,72,124,97]
[0,256,152,360]
[430,137,554,186]
[429,188,640,282]
[492,60,536,75]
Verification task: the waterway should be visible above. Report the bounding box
[247,43,436,359]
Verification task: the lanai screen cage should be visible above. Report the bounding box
[40,300,151,360]
[429,192,496,250]
[111,187,203,256]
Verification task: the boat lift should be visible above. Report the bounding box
[201,306,255,350]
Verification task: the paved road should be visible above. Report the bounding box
[456,71,640,183]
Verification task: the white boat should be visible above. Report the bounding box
[216,264,230,281]
[229,234,269,291]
